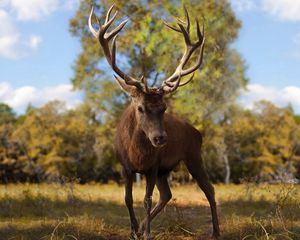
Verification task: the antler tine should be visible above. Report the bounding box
[102,10,118,33]
[105,4,115,23]
[181,38,205,76]
[177,18,186,25]
[179,73,195,87]
[89,4,150,94]
[184,6,190,33]
[195,18,204,46]
[161,7,205,93]
[107,19,128,41]
[141,76,149,92]
[177,22,191,45]
[88,7,99,38]
[163,7,191,35]
[163,21,181,33]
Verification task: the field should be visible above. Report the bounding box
[0,183,299,240]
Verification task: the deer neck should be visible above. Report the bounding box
[130,127,157,172]
[125,105,156,165]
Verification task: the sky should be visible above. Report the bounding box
[0,0,300,114]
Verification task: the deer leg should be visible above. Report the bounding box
[139,174,172,233]
[123,170,139,236]
[143,168,158,240]
[185,157,220,239]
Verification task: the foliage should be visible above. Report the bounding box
[222,102,300,183]
[0,102,94,182]
[0,103,16,125]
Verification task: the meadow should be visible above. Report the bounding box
[0,183,299,240]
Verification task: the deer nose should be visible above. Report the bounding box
[153,134,167,146]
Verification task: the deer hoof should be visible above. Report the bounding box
[212,233,221,240]
[143,233,153,240]
[138,221,146,234]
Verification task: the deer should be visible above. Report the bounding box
[89,4,220,240]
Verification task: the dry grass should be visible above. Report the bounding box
[0,183,299,239]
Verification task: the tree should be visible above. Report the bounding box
[69,0,247,182]
[11,101,100,182]
[0,103,16,125]
[255,101,300,181]
[294,114,300,125]
[222,104,263,183]
[0,103,48,183]
[221,102,300,183]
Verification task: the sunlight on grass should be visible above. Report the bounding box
[0,183,299,239]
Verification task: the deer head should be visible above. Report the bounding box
[89,4,205,147]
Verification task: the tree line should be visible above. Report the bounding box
[1,0,299,184]
[0,100,299,184]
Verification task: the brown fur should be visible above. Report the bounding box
[114,91,220,239]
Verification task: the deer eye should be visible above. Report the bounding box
[138,106,144,113]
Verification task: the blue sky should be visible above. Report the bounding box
[0,0,300,114]
[231,0,300,113]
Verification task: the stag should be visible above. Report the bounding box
[89,4,220,240]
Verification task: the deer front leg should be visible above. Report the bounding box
[143,168,157,240]
[123,170,139,237]
[139,174,172,233]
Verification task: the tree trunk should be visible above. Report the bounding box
[136,173,141,186]
[223,154,230,184]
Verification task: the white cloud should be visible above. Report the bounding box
[0,0,9,8]
[229,0,256,12]
[0,82,82,113]
[28,35,42,49]
[239,84,300,112]
[0,9,21,59]
[63,0,80,11]
[262,0,300,21]
[9,0,59,21]
[282,86,300,106]
[0,0,75,59]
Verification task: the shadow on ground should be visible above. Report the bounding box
[1,195,299,239]
[0,196,213,239]
[220,197,300,220]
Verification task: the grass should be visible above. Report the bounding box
[0,182,299,240]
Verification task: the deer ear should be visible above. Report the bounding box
[114,75,139,97]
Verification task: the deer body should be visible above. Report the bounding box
[89,4,220,239]
[115,103,202,174]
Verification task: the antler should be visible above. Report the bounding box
[88,4,150,93]
[161,7,205,93]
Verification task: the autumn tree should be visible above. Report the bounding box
[11,101,101,182]
[221,102,300,183]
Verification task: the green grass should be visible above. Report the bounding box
[0,183,299,239]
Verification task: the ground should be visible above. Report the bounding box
[0,183,299,240]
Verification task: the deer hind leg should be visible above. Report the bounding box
[139,174,172,233]
[123,170,139,236]
[184,156,221,239]
[142,168,158,240]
